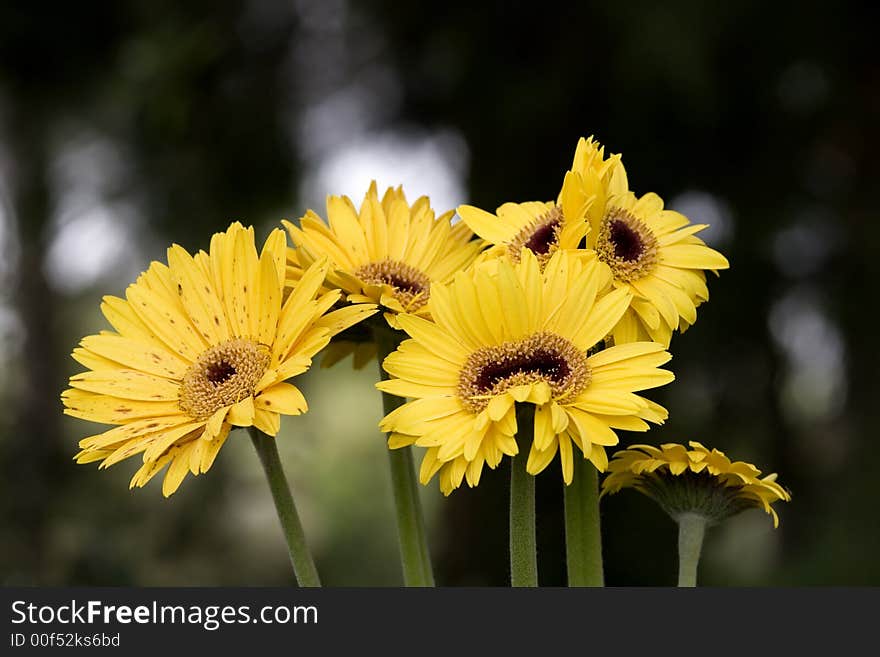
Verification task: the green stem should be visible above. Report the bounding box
[510,405,538,587]
[374,327,435,587]
[677,512,707,587]
[249,427,321,587]
[564,456,604,586]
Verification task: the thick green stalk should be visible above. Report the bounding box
[510,405,538,587]
[677,512,707,587]
[249,427,321,587]
[374,327,435,587]
[564,456,604,586]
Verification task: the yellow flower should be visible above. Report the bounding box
[457,137,625,269]
[456,201,586,268]
[601,441,791,527]
[376,249,674,495]
[63,222,377,496]
[559,138,730,347]
[556,136,629,240]
[283,181,484,330]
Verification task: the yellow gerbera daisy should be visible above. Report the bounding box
[456,137,626,269]
[376,249,675,495]
[63,222,377,496]
[601,441,791,527]
[455,201,586,268]
[556,135,630,240]
[560,139,730,347]
[283,181,484,330]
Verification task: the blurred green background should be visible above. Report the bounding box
[1,0,877,586]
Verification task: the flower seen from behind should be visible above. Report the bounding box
[601,441,791,526]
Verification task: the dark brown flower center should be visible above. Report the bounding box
[508,206,564,264]
[383,274,422,295]
[458,332,590,413]
[354,259,431,311]
[475,348,571,391]
[596,208,659,282]
[206,360,237,385]
[609,219,644,261]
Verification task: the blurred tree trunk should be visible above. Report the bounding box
[4,106,65,583]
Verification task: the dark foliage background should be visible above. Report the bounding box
[1,0,877,586]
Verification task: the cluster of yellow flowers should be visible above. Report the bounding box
[62,135,788,533]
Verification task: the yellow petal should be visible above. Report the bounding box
[456,204,513,244]
[316,303,378,337]
[327,195,370,261]
[68,369,181,402]
[77,334,188,379]
[129,453,173,489]
[383,348,460,387]
[375,379,453,399]
[587,445,608,471]
[200,423,231,472]
[573,287,632,351]
[559,433,574,484]
[257,242,282,346]
[571,390,645,415]
[143,421,206,463]
[204,406,228,439]
[100,295,155,343]
[526,442,557,476]
[414,447,439,485]
[385,199,412,261]
[496,259,530,338]
[256,383,308,415]
[550,402,569,433]
[62,388,183,424]
[162,447,194,497]
[397,314,468,364]
[78,415,193,450]
[611,308,644,345]
[227,396,255,426]
[533,404,555,451]
[487,393,514,422]
[253,408,281,436]
[167,244,230,345]
[589,368,675,391]
[126,264,205,360]
[566,407,620,447]
[660,244,730,270]
[587,341,666,368]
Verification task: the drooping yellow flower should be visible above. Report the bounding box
[559,138,730,347]
[376,249,674,495]
[601,441,791,527]
[457,137,626,268]
[63,222,377,496]
[283,182,484,330]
